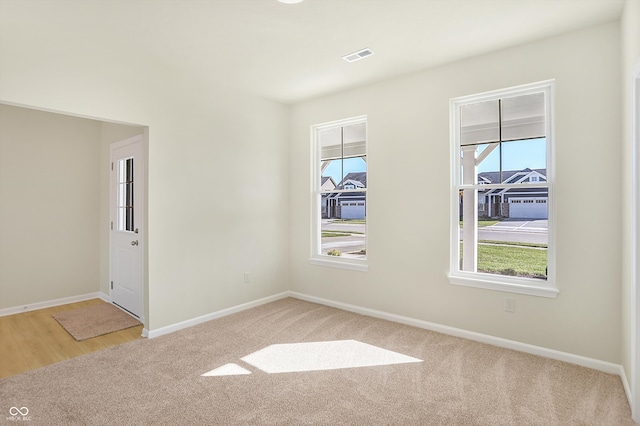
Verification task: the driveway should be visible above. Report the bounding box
[321,219,366,257]
[486,219,547,232]
[463,219,548,245]
[481,219,547,245]
[321,219,365,233]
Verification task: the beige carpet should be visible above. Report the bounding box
[51,302,141,341]
[1,298,634,425]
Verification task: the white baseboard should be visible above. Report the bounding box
[0,288,632,411]
[117,289,630,395]
[0,292,110,317]
[289,291,624,376]
[619,365,633,409]
[2,289,631,408]
[145,292,290,339]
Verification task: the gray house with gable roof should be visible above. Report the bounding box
[477,168,548,219]
[322,172,367,219]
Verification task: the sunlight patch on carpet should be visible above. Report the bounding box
[241,340,422,374]
[201,363,252,376]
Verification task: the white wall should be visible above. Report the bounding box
[290,22,622,363]
[621,0,640,400]
[0,105,146,311]
[0,29,290,331]
[0,105,102,307]
[0,2,629,366]
[144,93,291,330]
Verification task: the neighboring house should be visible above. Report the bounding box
[322,172,367,219]
[477,168,548,219]
[321,176,336,191]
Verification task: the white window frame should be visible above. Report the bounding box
[449,81,557,298]
[309,115,368,272]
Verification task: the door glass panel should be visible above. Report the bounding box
[117,157,134,232]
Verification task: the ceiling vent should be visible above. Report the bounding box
[342,48,375,63]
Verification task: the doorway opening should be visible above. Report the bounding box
[110,135,146,322]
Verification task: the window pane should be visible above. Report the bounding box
[342,122,366,157]
[118,183,126,207]
[320,199,366,259]
[476,143,500,175]
[473,139,546,185]
[320,127,342,161]
[460,100,500,145]
[452,82,553,289]
[126,207,134,231]
[340,157,367,189]
[322,158,366,191]
[116,157,135,232]
[501,92,545,141]
[315,118,367,262]
[501,138,546,175]
[320,157,367,258]
[320,124,366,187]
[321,159,341,192]
[476,186,548,279]
[118,207,125,230]
[459,183,549,279]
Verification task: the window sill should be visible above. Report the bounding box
[448,273,559,298]
[308,256,368,272]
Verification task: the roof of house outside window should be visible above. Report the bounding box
[337,172,367,188]
[478,168,546,184]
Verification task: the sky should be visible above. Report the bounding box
[476,138,546,173]
[323,157,366,184]
[321,138,545,183]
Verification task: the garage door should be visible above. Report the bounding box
[340,202,365,219]
[509,198,547,219]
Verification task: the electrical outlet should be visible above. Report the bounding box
[243,272,250,283]
[505,298,516,313]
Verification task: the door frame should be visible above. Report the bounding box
[109,134,147,325]
[632,56,640,422]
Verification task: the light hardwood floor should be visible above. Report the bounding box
[0,299,143,379]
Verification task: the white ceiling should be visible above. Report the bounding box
[0,0,625,105]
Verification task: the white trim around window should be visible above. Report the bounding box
[449,81,558,298]
[309,115,368,272]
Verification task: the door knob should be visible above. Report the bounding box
[131,240,139,246]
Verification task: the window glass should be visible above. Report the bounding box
[459,186,549,279]
[451,82,555,296]
[313,118,367,266]
[501,139,546,173]
[117,157,134,232]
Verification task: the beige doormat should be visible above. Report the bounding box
[52,303,141,341]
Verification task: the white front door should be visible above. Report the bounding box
[110,136,144,319]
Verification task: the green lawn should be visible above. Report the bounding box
[461,243,547,279]
[330,219,366,224]
[477,244,547,278]
[322,231,352,238]
[478,240,547,249]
